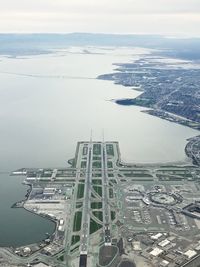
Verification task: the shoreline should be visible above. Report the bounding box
[10,181,57,250]
[108,97,200,131]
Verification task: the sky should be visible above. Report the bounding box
[0,0,200,36]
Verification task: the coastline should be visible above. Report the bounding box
[10,180,57,250]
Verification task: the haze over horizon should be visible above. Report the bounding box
[0,0,199,37]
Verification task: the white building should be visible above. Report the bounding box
[151,233,163,240]
[158,239,170,248]
[184,249,197,259]
[150,247,163,257]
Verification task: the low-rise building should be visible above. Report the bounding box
[150,247,163,257]
[184,249,197,259]
[160,260,169,267]
[151,233,163,240]
[43,188,56,196]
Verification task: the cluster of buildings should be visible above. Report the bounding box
[124,231,200,267]
[99,56,200,129]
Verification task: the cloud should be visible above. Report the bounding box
[2,0,200,14]
[0,0,199,35]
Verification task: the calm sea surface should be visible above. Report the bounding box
[0,47,198,246]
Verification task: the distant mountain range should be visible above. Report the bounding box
[0,33,200,59]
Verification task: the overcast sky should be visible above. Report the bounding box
[0,0,199,36]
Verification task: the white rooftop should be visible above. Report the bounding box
[195,244,200,251]
[158,239,170,247]
[150,247,163,257]
[151,233,163,240]
[160,260,169,267]
[184,249,197,259]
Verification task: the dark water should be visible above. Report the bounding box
[0,173,55,247]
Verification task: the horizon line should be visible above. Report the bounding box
[0,32,199,39]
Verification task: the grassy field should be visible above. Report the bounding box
[90,218,102,234]
[110,179,117,184]
[109,188,114,198]
[91,202,102,209]
[124,173,153,177]
[93,211,103,222]
[76,202,83,209]
[93,172,102,177]
[92,161,102,168]
[93,185,102,197]
[107,161,113,168]
[106,144,114,156]
[71,235,80,246]
[73,211,82,231]
[93,156,101,160]
[81,161,87,168]
[92,179,102,185]
[77,184,85,199]
[111,211,116,221]
[58,254,64,262]
[93,144,101,155]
